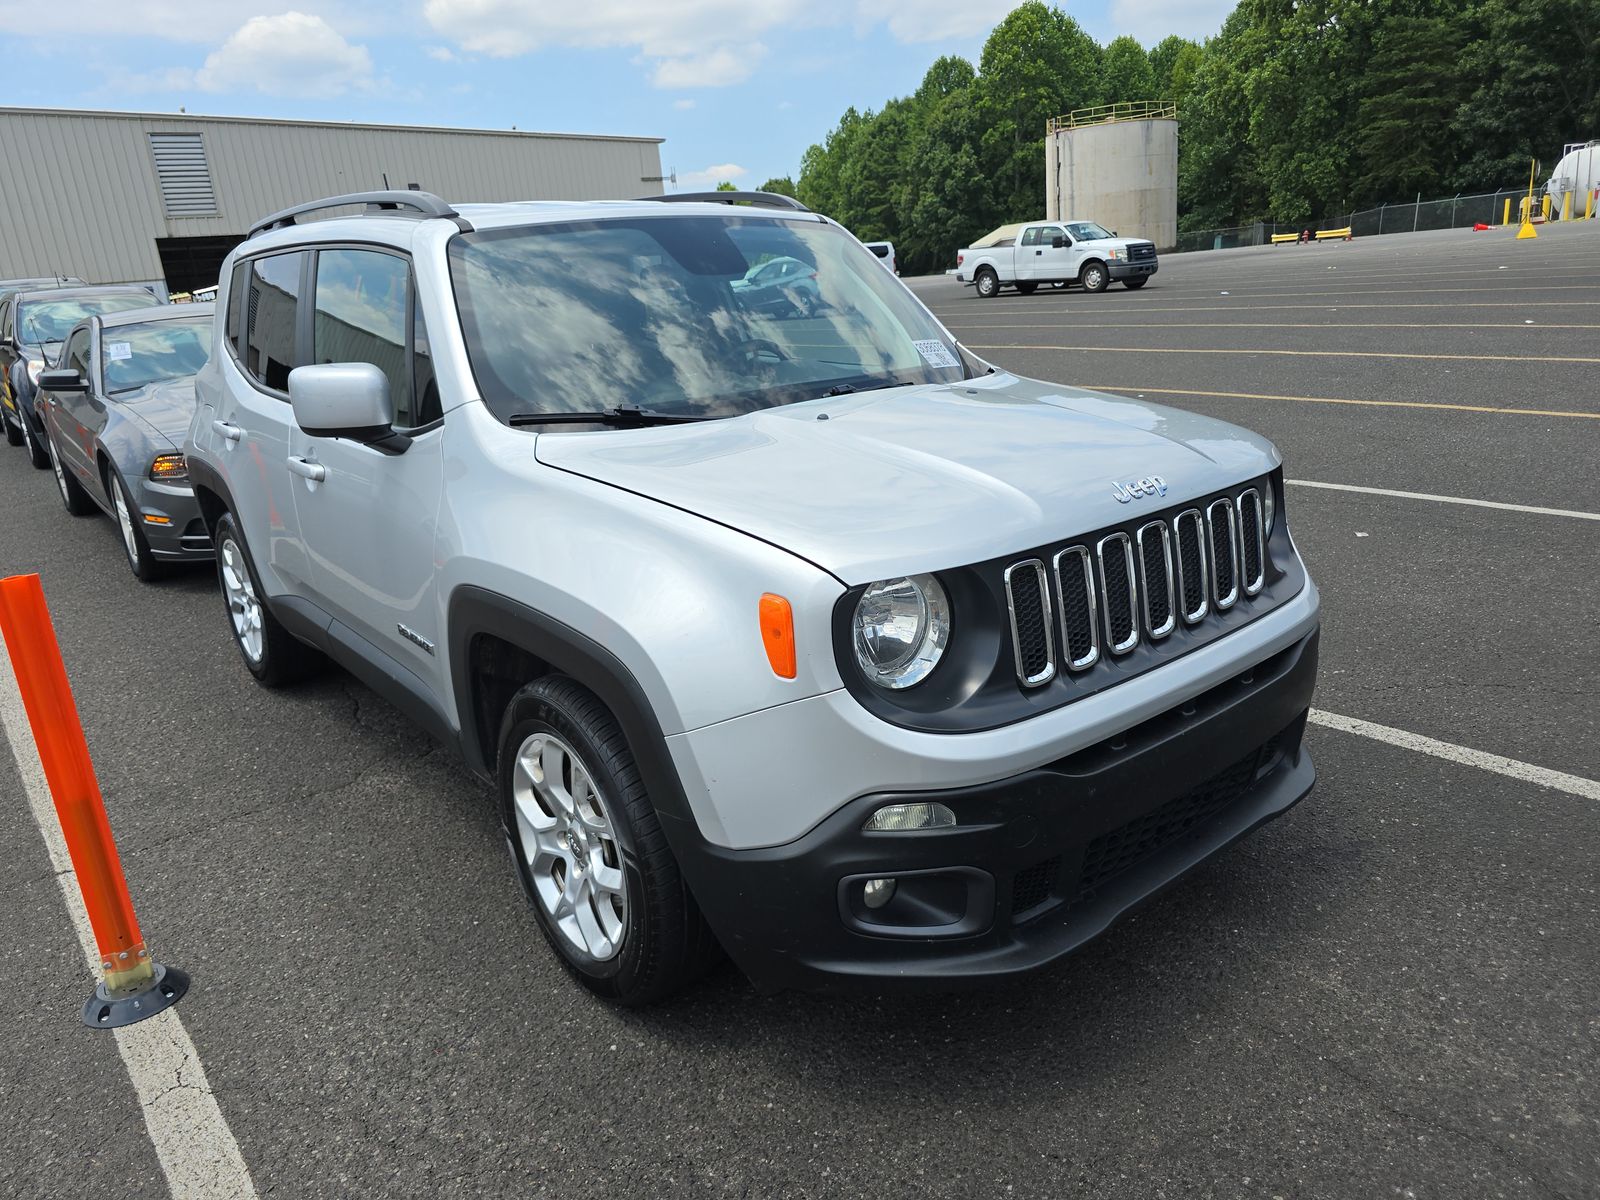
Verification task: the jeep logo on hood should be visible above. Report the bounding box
[1112,475,1167,504]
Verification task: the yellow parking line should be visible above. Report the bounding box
[967,344,1600,364]
[1081,384,1600,420]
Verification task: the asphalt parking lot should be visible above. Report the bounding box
[3,222,1598,1199]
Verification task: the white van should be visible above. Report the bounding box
[863,241,897,275]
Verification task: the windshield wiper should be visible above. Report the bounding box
[507,404,713,428]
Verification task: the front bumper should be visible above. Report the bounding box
[1109,259,1158,279]
[670,627,1318,993]
[137,479,214,560]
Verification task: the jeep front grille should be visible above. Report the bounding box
[1002,486,1272,688]
[1003,559,1055,687]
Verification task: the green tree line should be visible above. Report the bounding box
[783,0,1600,273]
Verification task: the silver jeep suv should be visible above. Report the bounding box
[187,190,1321,1004]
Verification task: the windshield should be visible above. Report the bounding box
[101,317,213,393]
[1064,222,1114,242]
[448,214,967,421]
[20,295,152,345]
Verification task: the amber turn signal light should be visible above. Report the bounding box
[758,593,796,679]
[148,453,187,481]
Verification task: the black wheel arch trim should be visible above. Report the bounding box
[446,586,695,830]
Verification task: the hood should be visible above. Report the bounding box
[115,376,199,447]
[1083,237,1154,252]
[534,373,1279,583]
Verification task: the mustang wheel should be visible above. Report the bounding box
[213,511,322,685]
[109,467,169,581]
[500,675,719,1004]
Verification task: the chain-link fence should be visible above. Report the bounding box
[1172,187,1592,253]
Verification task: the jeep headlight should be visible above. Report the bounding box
[852,574,950,689]
[1263,482,1276,534]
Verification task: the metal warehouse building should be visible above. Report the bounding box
[0,107,665,294]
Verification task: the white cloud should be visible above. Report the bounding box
[426,44,460,62]
[853,0,1013,43]
[651,45,763,88]
[677,162,747,187]
[1109,0,1234,43]
[0,0,375,42]
[673,98,696,110]
[192,12,375,98]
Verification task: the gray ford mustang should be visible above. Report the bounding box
[37,303,215,580]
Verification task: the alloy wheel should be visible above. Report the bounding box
[111,478,140,563]
[218,537,265,663]
[511,731,627,961]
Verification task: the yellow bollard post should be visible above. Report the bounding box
[1562,191,1572,221]
[1540,194,1551,219]
[1517,160,1539,239]
[1503,198,1511,225]
[1587,190,1595,221]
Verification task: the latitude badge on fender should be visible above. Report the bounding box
[1111,475,1168,504]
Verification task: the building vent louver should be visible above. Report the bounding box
[148,132,218,217]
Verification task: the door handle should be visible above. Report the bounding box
[287,456,326,483]
[1035,250,1043,255]
[212,419,243,442]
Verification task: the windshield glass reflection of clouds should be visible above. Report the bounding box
[22,295,153,345]
[103,318,213,393]
[449,215,965,420]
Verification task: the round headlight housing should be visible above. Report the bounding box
[1263,480,1276,534]
[852,573,950,690]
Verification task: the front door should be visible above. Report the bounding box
[288,247,448,703]
[1029,225,1077,283]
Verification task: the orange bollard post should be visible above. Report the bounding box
[0,573,188,1028]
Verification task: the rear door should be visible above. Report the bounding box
[218,250,315,594]
[288,245,448,703]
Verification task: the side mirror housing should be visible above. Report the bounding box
[288,363,409,452]
[1051,236,1067,249]
[38,368,87,393]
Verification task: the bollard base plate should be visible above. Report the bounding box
[82,963,189,1030]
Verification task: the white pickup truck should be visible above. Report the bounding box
[956,219,1158,298]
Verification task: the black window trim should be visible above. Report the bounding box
[226,247,309,402]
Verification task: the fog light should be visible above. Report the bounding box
[862,878,896,909]
[863,802,956,833]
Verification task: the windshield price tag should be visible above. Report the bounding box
[913,340,960,369]
[107,342,133,361]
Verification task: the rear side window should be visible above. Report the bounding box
[869,244,889,258]
[226,261,249,359]
[245,252,304,392]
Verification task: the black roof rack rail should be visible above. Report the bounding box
[638,190,811,212]
[247,190,472,239]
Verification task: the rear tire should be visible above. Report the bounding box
[1015,282,1038,295]
[213,511,323,685]
[47,430,96,516]
[1124,277,1148,290]
[974,268,999,299]
[3,412,21,447]
[1080,261,1109,293]
[500,675,719,1005]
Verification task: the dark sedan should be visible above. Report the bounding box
[1,284,156,467]
[36,304,214,580]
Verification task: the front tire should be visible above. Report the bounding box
[1015,282,1038,295]
[108,466,169,581]
[1081,261,1109,293]
[1124,277,1148,290]
[974,268,999,299]
[47,431,96,515]
[500,675,718,1005]
[19,407,49,469]
[213,511,323,684]
[3,411,21,447]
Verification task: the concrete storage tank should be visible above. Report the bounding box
[1046,102,1178,250]
[1546,140,1599,219]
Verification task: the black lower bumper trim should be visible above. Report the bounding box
[670,628,1319,993]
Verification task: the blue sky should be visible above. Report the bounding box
[0,1,1234,189]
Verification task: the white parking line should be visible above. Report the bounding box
[0,650,258,1200]
[1287,479,1600,522]
[1309,710,1600,801]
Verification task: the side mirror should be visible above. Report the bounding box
[1111,231,1119,237]
[1051,236,1066,249]
[38,368,87,393]
[288,363,408,451]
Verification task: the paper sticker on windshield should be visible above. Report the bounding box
[107,342,132,361]
[913,340,960,369]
